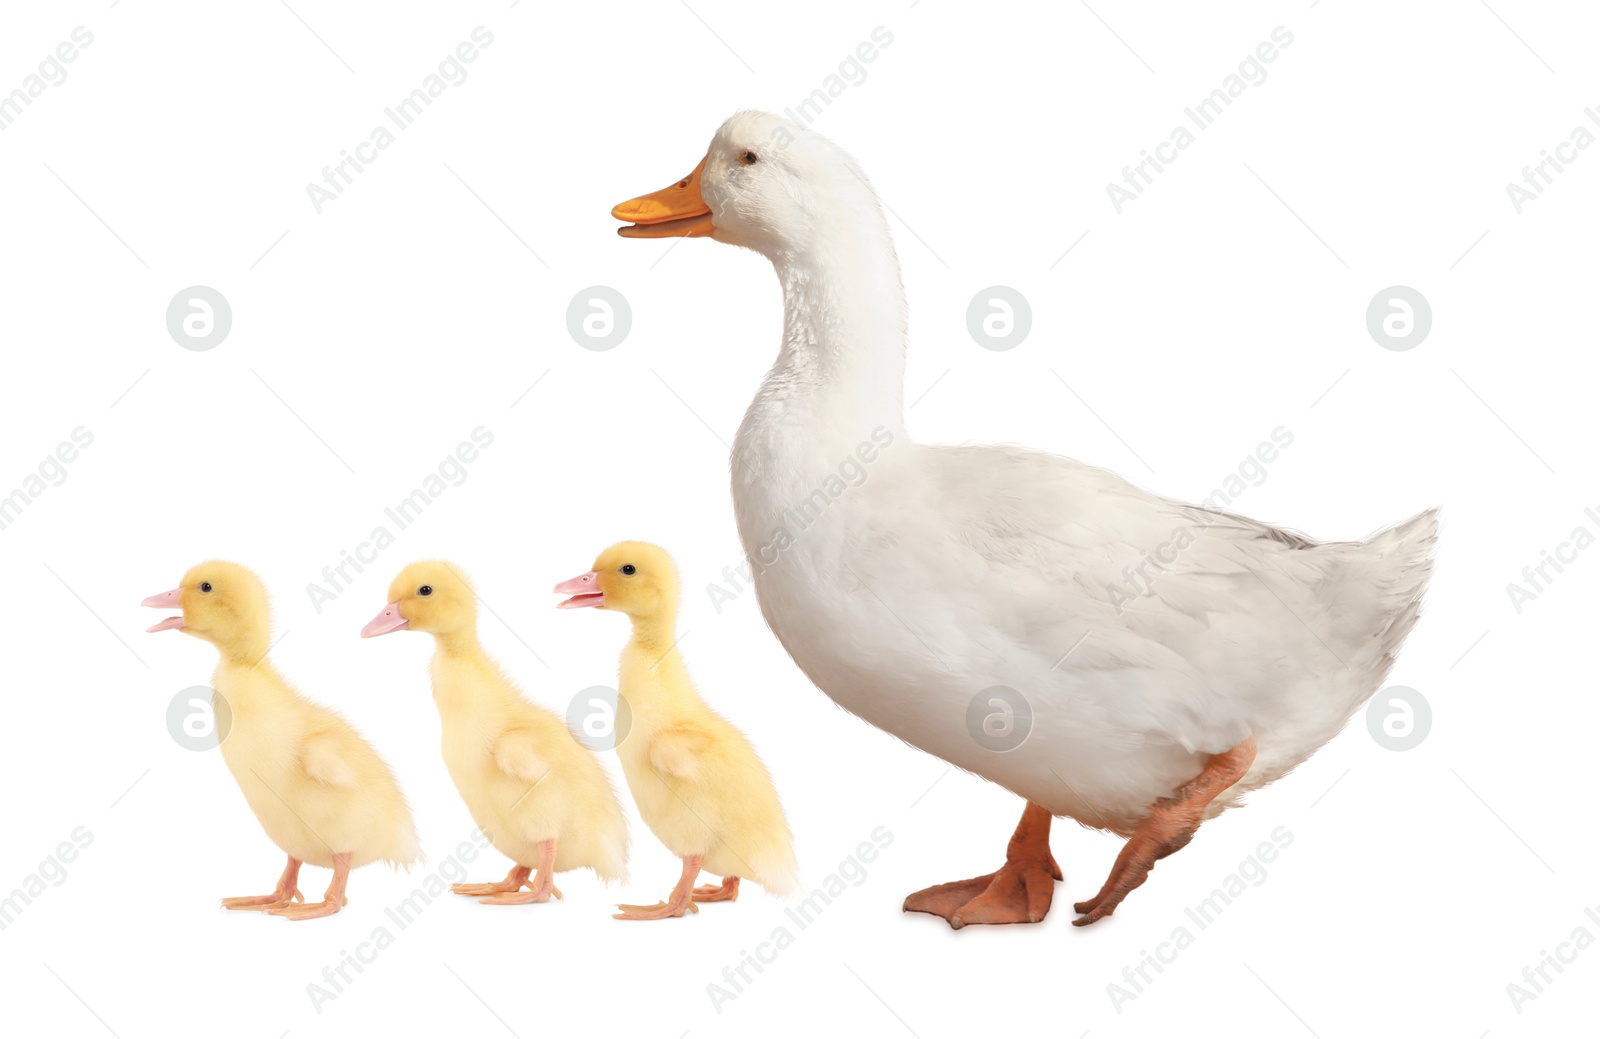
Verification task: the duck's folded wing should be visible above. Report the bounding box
[920,443,1331,624]
[891,445,1350,738]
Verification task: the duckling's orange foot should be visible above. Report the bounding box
[220,889,303,912]
[453,865,532,897]
[615,854,705,920]
[692,876,740,903]
[904,802,1059,928]
[222,856,304,912]
[478,842,562,905]
[614,899,699,920]
[266,852,353,922]
[481,883,562,906]
[268,897,346,921]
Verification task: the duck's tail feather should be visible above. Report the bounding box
[1360,506,1440,678]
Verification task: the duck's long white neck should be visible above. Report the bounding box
[732,209,909,527]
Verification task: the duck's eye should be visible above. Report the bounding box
[199,582,213,593]
[418,585,433,597]
[740,150,759,166]
[621,564,637,576]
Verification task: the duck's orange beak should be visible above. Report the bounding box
[612,156,714,239]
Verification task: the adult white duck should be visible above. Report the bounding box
[612,111,1438,928]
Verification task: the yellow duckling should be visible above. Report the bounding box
[555,542,799,920]
[142,561,420,920]
[363,562,629,904]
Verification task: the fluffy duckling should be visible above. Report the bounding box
[143,561,420,920]
[363,562,628,904]
[555,542,798,920]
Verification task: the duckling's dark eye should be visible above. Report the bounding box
[418,585,433,597]
[740,150,758,166]
[621,564,637,576]
[199,582,213,593]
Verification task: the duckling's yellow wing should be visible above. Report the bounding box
[493,728,551,784]
[301,733,358,788]
[647,727,714,783]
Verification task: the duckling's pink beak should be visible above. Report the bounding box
[554,571,604,609]
[361,603,409,638]
[142,588,185,632]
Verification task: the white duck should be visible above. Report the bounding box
[612,111,1439,928]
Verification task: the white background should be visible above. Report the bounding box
[1,1,1594,1036]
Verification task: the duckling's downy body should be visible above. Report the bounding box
[557,543,798,920]
[612,112,1439,927]
[144,561,419,920]
[364,563,628,904]
[211,662,420,872]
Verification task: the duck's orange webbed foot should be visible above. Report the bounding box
[1073,734,1256,927]
[903,802,1060,928]
[221,855,304,912]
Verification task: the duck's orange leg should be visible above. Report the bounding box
[481,841,564,905]
[453,864,532,897]
[903,802,1060,928]
[269,852,352,921]
[615,854,702,921]
[221,855,304,911]
[692,875,740,902]
[1073,734,1257,927]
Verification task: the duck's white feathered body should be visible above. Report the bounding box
[713,112,1436,837]
[734,431,1435,835]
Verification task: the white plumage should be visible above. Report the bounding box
[738,439,1435,835]
[615,110,1438,922]
[716,112,1434,831]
